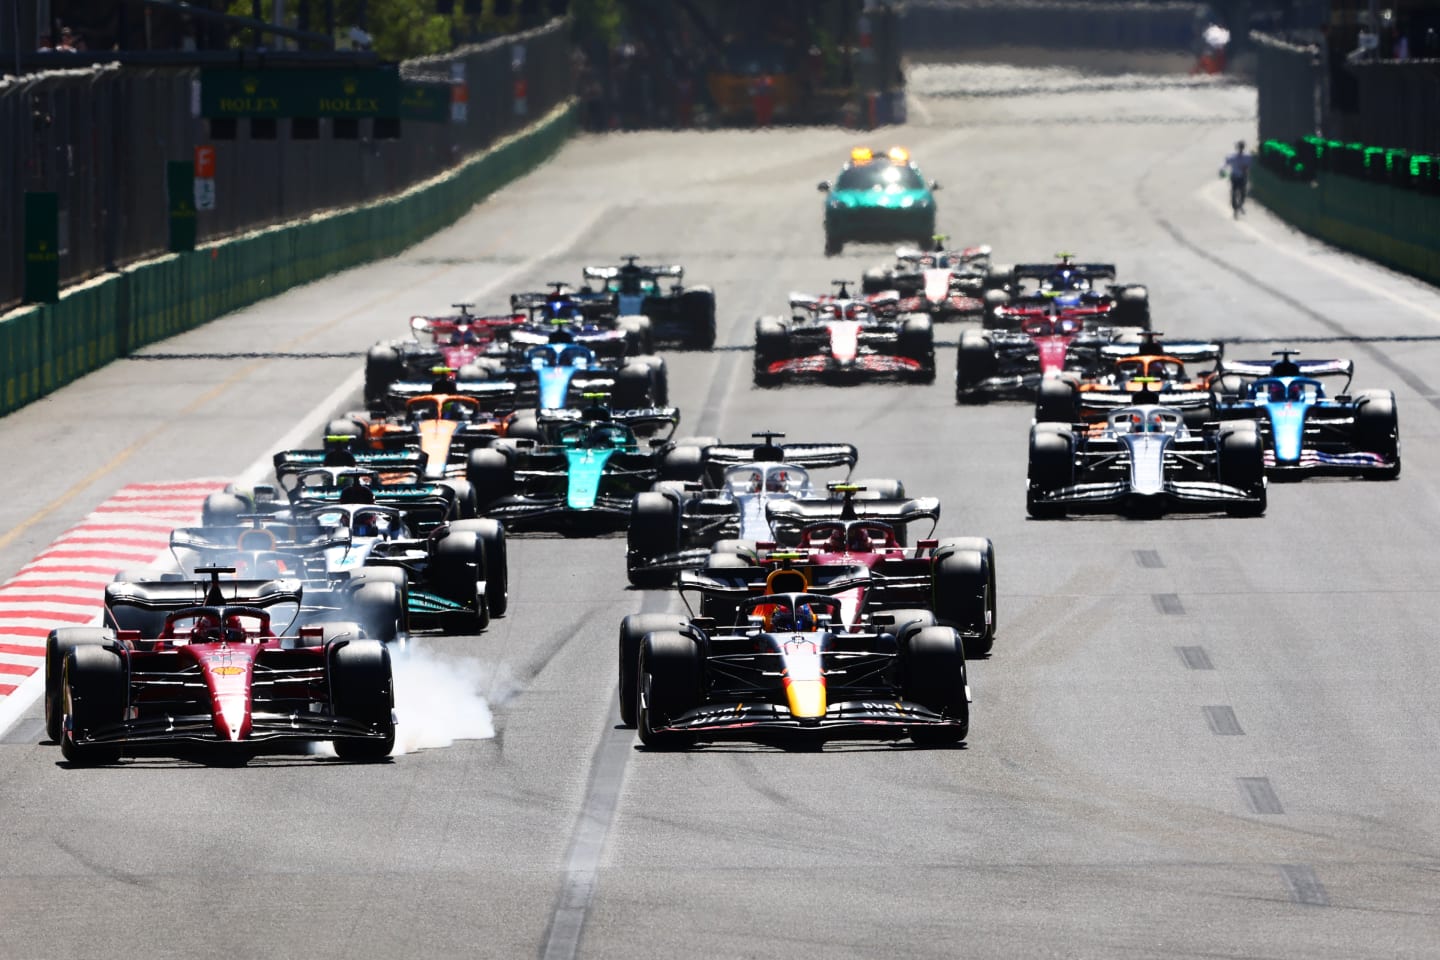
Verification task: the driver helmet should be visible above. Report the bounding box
[765,469,791,493]
[544,296,579,321]
[352,512,389,538]
[1042,270,1089,294]
[1267,381,1288,402]
[846,527,875,552]
[189,613,222,644]
[769,603,817,632]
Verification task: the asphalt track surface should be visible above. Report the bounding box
[2,65,1439,959]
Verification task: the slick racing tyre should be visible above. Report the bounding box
[614,363,659,409]
[981,289,1011,329]
[628,493,681,589]
[1355,391,1401,480]
[617,614,691,727]
[46,628,115,744]
[466,449,514,510]
[449,519,509,618]
[637,631,702,750]
[680,288,717,350]
[365,344,404,407]
[899,316,936,383]
[328,639,396,761]
[902,626,969,745]
[956,330,997,402]
[1026,424,1074,519]
[1035,378,1079,423]
[753,317,789,386]
[861,268,892,295]
[1217,423,1267,516]
[60,645,126,766]
[1113,285,1150,329]
[932,544,993,655]
[350,582,405,644]
[432,531,491,633]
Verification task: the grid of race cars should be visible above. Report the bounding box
[46,148,1400,763]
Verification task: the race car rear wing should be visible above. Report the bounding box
[1220,357,1354,381]
[534,406,680,441]
[274,449,429,486]
[702,442,859,471]
[894,243,991,263]
[1012,262,1118,280]
[582,263,683,281]
[1099,340,1224,363]
[292,484,458,533]
[105,577,303,609]
[766,496,942,542]
[677,564,872,600]
[381,380,518,408]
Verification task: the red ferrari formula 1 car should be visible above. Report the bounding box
[956,308,1126,402]
[754,281,935,385]
[365,304,524,406]
[46,568,396,765]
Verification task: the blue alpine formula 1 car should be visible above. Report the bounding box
[1211,351,1400,480]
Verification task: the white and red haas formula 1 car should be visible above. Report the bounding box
[753,281,935,385]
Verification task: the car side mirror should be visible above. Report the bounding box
[929,180,941,190]
[817,180,831,192]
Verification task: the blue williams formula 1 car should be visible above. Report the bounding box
[1210,351,1400,480]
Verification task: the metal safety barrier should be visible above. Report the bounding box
[0,99,576,418]
[2,18,572,312]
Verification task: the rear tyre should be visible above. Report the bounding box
[350,582,404,644]
[637,631,702,749]
[617,615,691,727]
[981,289,1011,329]
[434,532,490,632]
[628,493,681,588]
[466,449,513,512]
[861,268,891,294]
[365,344,404,407]
[754,317,789,386]
[680,289,717,350]
[956,330,997,402]
[329,639,396,761]
[903,626,969,745]
[899,316,935,382]
[202,490,249,527]
[1027,425,1074,518]
[1114,286,1150,329]
[1355,391,1401,480]
[932,547,992,654]
[60,645,126,765]
[613,363,657,409]
[46,628,114,744]
[1035,378,1079,423]
[1217,424,1267,516]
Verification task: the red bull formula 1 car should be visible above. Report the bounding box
[617,591,969,749]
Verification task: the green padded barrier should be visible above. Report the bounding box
[1254,165,1440,286]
